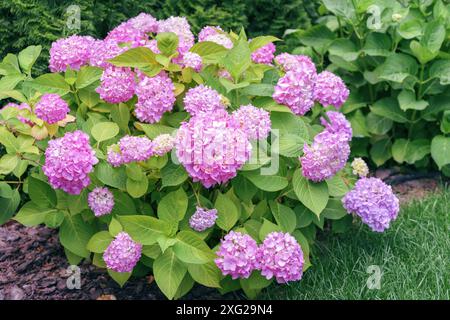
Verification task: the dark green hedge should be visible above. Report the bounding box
[0,0,318,73]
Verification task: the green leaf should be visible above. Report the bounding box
[398,19,424,39]
[18,45,42,73]
[109,217,123,237]
[111,190,137,215]
[28,176,57,208]
[276,133,305,157]
[126,177,148,198]
[108,270,131,288]
[153,248,187,300]
[118,215,172,245]
[59,214,95,258]
[111,103,130,131]
[392,139,430,164]
[222,35,251,80]
[348,109,369,137]
[0,154,19,175]
[44,210,64,228]
[161,163,188,188]
[86,231,113,253]
[322,0,357,22]
[215,192,239,232]
[295,25,335,54]
[243,170,288,192]
[421,21,446,53]
[429,60,450,85]
[431,135,450,169]
[441,111,450,134]
[363,32,391,57]
[189,41,228,63]
[248,36,280,51]
[326,174,349,197]
[366,112,393,135]
[0,126,19,152]
[156,32,179,56]
[239,83,274,97]
[329,38,359,61]
[269,201,296,233]
[158,188,188,223]
[370,138,392,166]
[292,169,329,217]
[259,218,281,241]
[95,162,127,189]
[29,73,71,95]
[0,188,20,225]
[172,231,216,264]
[136,123,175,139]
[75,66,102,89]
[91,122,119,142]
[370,97,409,123]
[108,47,156,68]
[14,201,54,226]
[270,112,309,138]
[187,262,221,288]
[398,90,428,111]
[374,53,418,83]
[322,199,347,220]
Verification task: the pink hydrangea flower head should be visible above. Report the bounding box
[313,71,349,108]
[49,35,95,72]
[231,104,271,140]
[118,135,154,164]
[189,206,218,232]
[34,93,70,124]
[103,232,142,273]
[4,102,33,126]
[152,134,175,157]
[275,53,316,74]
[96,66,136,104]
[273,70,315,115]
[135,72,176,123]
[215,231,258,279]
[218,69,233,81]
[202,33,233,49]
[198,25,223,41]
[300,130,350,182]
[105,19,147,45]
[342,177,400,232]
[320,111,352,142]
[107,145,123,167]
[251,42,276,65]
[175,112,252,188]
[43,130,98,195]
[182,52,203,72]
[158,16,194,54]
[89,39,126,68]
[128,13,159,33]
[88,187,114,217]
[257,232,304,283]
[183,85,226,117]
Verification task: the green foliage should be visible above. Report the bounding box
[288,0,450,174]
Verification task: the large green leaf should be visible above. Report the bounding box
[374,53,418,83]
[158,188,188,223]
[14,201,54,226]
[0,154,19,175]
[392,139,430,164]
[75,66,102,89]
[222,34,251,80]
[398,90,428,111]
[59,214,95,258]
[295,25,336,54]
[270,112,309,139]
[370,138,392,166]
[215,192,239,231]
[366,112,393,135]
[363,32,391,57]
[29,73,71,95]
[248,36,280,51]
[292,169,329,217]
[322,199,347,220]
[118,215,172,245]
[110,103,130,132]
[243,170,288,192]
[161,164,188,188]
[269,201,296,233]
[18,45,42,73]
[370,97,409,123]
[86,231,113,253]
[187,262,221,288]
[431,135,450,169]
[0,188,20,224]
[108,47,156,68]
[429,60,450,85]
[94,162,127,189]
[172,231,216,264]
[28,176,57,208]
[91,122,120,142]
[156,32,179,56]
[153,248,187,300]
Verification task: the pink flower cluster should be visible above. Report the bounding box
[182,52,203,72]
[96,66,136,104]
[49,35,95,72]
[342,177,400,232]
[105,13,157,45]
[89,40,126,68]
[183,85,226,117]
[135,72,176,123]
[103,232,142,273]
[231,104,271,140]
[158,16,195,54]
[189,206,218,232]
[257,232,304,283]
[88,187,115,217]
[152,134,175,157]
[251,42,276,65]
[215,231,304,283]
[320,111,353,142]
[107,135,154,167]
[34,94,69,124]
[175,112,251,188]
[313,71,349,108]
[43,130,98,195]
[275,53,316,73]
[198,25,233,49]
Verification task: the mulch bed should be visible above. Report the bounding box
[0,174,443,300]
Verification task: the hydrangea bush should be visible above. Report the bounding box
[0,13,399,299]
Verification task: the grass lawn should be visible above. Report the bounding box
[263,189,450,300]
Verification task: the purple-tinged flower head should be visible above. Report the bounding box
[183,85,226,117]
[189,206,218,232]
[215,231,258,279]
[89,39,126,68]
[273,70,315,115]
[43,130,98,195]
[342,177,400,232]
[107,145,123,167]
[202,33,234,49]
[218,69,233,81]
[257,232,304,283]
[128,13,159,33]
[175,112,252,188]
[96,66,136,104]
[34,94,69,124]
[4,102,33,126]
[198,26,223,41]
[251,42,276,65]
[320,111,352,142]
[300,130,350,182]
[182,52,203,72]
[152,134,175,157]
[313,71,349,108]
[118,135,154,164]
[103,232,142,273]
[158,16,194,54]
[49,35,95,72]
[105,19,147,45]
[231,104,271,140]
[275,53,316,74]
[88,187,114,217]
[135,72,176,123]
